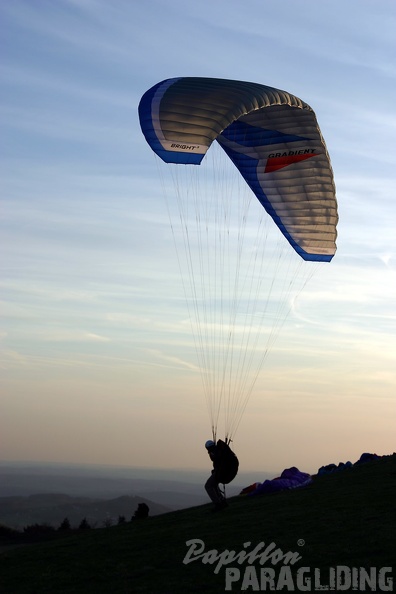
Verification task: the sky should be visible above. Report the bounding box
[1,0,395,476]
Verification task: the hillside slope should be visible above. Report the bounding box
[0,454,395,593]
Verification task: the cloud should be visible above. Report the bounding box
[144,348,202,372]
[41,330,111,343]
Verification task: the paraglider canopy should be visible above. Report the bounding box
[139,77,338,443]
[139,76,338,263]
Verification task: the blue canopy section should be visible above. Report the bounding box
[138,82,204,164]
[220,120,310,147]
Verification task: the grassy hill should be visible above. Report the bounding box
[0,454,394,593]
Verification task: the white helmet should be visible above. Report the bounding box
[205,440,215,449]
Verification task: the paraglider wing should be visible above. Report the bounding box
[138,77,338,261]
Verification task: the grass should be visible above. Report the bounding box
[0,454,395,593]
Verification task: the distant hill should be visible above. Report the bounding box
[0,461,268,510]
[0,462,210,499]
[0,454,394,594]
[0,493,171,530]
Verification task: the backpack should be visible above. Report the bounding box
[215,439,239,484]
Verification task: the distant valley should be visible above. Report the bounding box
[0,461,270,530]
[0,493,171,530]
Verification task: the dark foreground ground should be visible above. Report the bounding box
[0,454,395,593]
